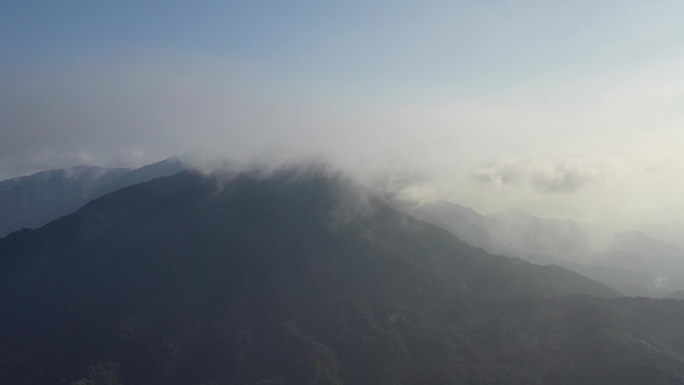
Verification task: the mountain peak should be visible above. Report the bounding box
[0,168,642,385]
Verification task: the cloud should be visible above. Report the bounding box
[531,163,597,193]
[651,276,671,291]
[2,47,684,240]
[471,158,601,194]
[470,160,528,189]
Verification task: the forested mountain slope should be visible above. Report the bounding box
[3,169,684,385]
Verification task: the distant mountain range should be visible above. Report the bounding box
[398,200,592,261]
[0,157,184,237]
[4,167,684,384]
[400,200,684,297]
[5,160,684,298]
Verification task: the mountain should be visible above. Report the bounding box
[605,230,684,275]
[485,209,592,264]
[7,168,684,384]
[90,156,186,196]
[598,230,684,297]
[0,165,127,238]
[666,290,684,300]
[397,200,490,249]
[404,201,684,297]
[401,202,591,264]
[0,157,184,238]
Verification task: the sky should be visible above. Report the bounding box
[2,1,684,238]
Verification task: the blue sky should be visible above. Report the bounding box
[6,1,677,97]
[2,1,684,235]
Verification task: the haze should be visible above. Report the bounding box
[2,1,684,243]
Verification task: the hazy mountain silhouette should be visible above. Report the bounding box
[396,199,490,249]
[405,200,684,297]
[666,290,684,300]
[599,230,684,296]
[401,202,590,263]
[605,230,684,273]
[0,157,184,237]
[485,209,591,264]
[0,165,127,238]
[6,168,684,384]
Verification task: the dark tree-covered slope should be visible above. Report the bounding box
[2,169,684,385]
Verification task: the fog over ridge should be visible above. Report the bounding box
[3,1,684,248]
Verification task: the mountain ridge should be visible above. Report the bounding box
[0,157,184,238]
[403,199,684,297]
[6,168,684,385]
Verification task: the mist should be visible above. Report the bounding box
[3,2,684,262]
[9,3,684,384]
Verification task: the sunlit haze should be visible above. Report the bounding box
[2,1,684,243]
